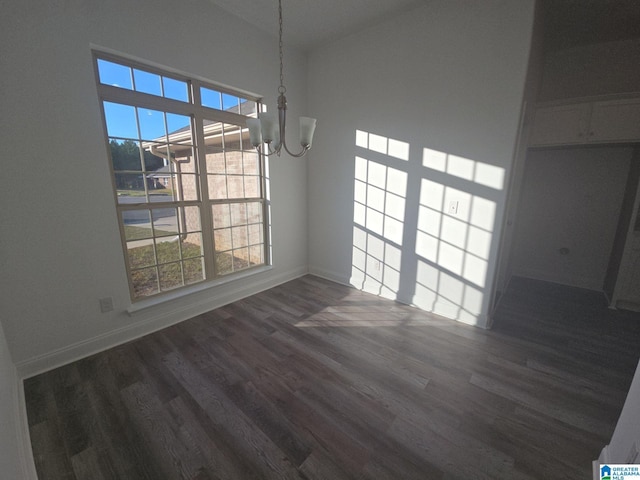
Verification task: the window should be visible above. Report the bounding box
[94,53,268,301]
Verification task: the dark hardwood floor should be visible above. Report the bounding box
[24,275,640,479]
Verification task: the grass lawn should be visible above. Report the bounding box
[128,240,253,298]
[117,188,175,197]
[124,225,175,241]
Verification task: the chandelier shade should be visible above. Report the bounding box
[246,0,316,158]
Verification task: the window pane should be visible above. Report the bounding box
[226,153,243,174]
[146,161,175,197]
[127,243,155,269]
[163,77,189,102]
[247,202,262,223]
[212,204,230,229]
[248,224,263,245]
[98,59,133,89]
[176,151,196,173]
[231,203,247,226]
[183,258,204,284]
[201,87,222,109]
[152,207,178,236]
[227,176,244,198]
[182,234,203,259]
[233,249,250,270]
[122,209,151,234]
[183,206,201,232]
[244,176,260,198]
[110,140,143,172]
[249,245,264,265]
[208,175,227,200]
[240,100,258,117]
[222,124,243,150]
[156,237,180,263]
[159,262,183,291]
[115,174,145,202]
[144,151,166,175]
[232,226,248,248]
[214,228,232,252]
[222,94,240,112]
[132,267,159,297]
[216,252,233,275]
[124,225,153,242]
[134,69,162,96]
[202,120,224,149]
[138,108,166,141]
[104,102,138,139]
[206,149,226,174]
[243,153,259,174]
[180,174,199,201]
[166,113,191,140]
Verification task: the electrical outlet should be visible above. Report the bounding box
[99,297,114,313]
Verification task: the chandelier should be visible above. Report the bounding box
[246,0,317,157]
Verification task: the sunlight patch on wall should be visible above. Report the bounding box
[351,130,409,298]
[350,133,505,327]
[423,147,505,190]
[357,130,409,161]
[417,180,494,289]
[414,147,503,325]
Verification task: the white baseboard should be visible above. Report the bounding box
[15,372,38,480]
[308,265,351,287]
[16,266,307,380]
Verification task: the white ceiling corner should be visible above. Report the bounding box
[207,0,424,52]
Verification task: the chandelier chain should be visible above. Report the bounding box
[278,0,286,94]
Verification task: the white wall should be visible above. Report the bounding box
[509,31,640,295]
[0,0,309,372]
[307,0,534,327]
[539,39,640,102]
[494,0,546,300]
[0,324,24,479]
[512,146,632,290]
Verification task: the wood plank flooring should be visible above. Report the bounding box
[24,275,640,479]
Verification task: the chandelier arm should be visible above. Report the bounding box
[281,142,310,158]
[254,143,281,157]
[278,92,308,157]
[250,0,313,159]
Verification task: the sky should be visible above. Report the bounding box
[98,58,244,141]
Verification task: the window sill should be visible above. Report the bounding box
[126,264,273,316]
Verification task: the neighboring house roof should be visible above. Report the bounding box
[146,165,174,178]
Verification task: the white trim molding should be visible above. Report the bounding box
[16,266,307,379]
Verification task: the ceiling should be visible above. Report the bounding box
[207,0,423,52]
[208,0,640,53]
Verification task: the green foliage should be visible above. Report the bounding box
[124,225,174,241]
[109,140,165,189]
[129,241,204,298]
[127,241,254,298]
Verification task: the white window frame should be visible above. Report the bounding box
[93,51,270,301]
